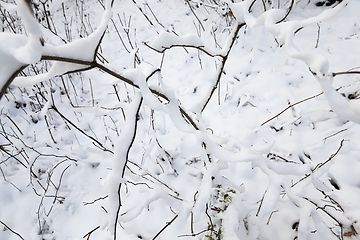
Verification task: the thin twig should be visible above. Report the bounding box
[333,71,360,77]
[201,23,246,112]
[144,42,219,58]
[114,97,143,240]
[178,229,209,237]
[83,195,109,206]
[315,23,321,48]
[267,210,279,224]
[313,139,345,172]
[83,225,100,240]
[276,0,295,24]
[44,115,57,144]
[50,104,113,154]
[152,215,179,240]
[261,92,323,126]
[323,129,347,142]
[0,221,25,240]
[0,65,28,100]
[5,115,23,135]
[185,0,205,31]
[256,189,267,216]
[291,139,345,187]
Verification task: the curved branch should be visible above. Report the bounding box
[0,65,28,100]
[276,0,295,24]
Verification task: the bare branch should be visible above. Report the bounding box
[0,65,28,100]
[152,215,179,240]
[261,92,323,126]
[276,0,295,24]
[83,225,101,240]
[0,221,25,240]
[201,22,246,112]
[291,139,345,187]
[333,71,360,77]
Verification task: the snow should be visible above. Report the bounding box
[0,0,45,95]
[316,75,360,123]
[1,0,360,239]
[42,0,112,60]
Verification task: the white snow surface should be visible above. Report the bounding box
[1,0,360,239]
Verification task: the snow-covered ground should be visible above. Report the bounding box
[1,0,360,239]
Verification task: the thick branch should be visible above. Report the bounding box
[2,56,199,133]
[41,56,199,130]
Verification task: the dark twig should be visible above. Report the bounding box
[83,225,100,240]
[0,144,28,168]
[144,42,219,58]
[63,58,199,130]
[248,0,266,12]
[52,164,70,204]
[178,229,209,238]
[2,53,199,132]
[261,92,323,126]
[44,115,57,144]
[313,139,345,172]
[0,221,25,240]
[291,139,345,187]
[333,71,360,77]
[205,203,214,232]
[323,129,347,142]
[276,0,295,24]
[83,195,109,206]
[144,3,165,29]
[50,103,113,154]
[152,215,179,240]
[185,0,205,31]
[114,97,143,240]
[5,115,23,135]
[303,197,343,229]
[131,0,155,28]
[267,210,279,224]
[315,23,321,48]
[0,65,28,100]
[201,23,246,112]
[256,189,267,216]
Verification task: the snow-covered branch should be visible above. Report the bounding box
[1,0,360,239]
